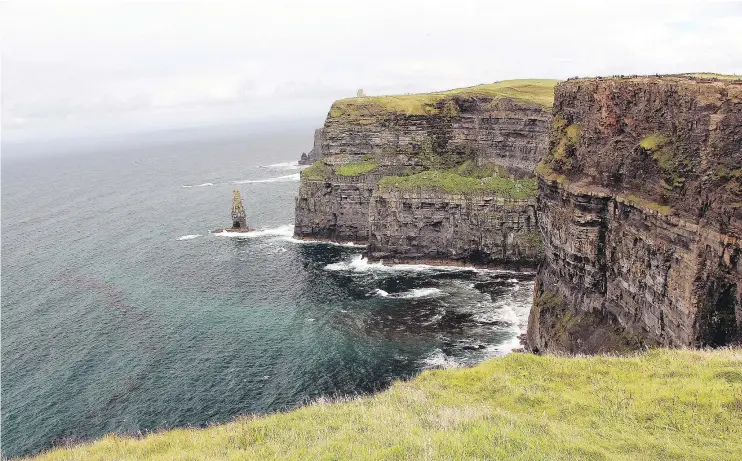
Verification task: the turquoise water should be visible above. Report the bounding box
[1,130,533,458]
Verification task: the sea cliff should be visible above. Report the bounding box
[527,75,742,353]
[294,79,557,266]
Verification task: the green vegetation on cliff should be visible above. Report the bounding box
[378,171,538,199]
[334,160,379,177]
[28,349,742,461]
[328,79,559,120]
[300,161,332,180]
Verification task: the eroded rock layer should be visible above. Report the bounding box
[528,75,742,353]
[368,189,541,268]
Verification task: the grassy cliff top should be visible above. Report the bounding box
[329,79,559,119]
[565,73,742,84]
[27,349,742,460]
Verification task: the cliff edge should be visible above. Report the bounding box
[528,75,742,353]
[295,79,557,266]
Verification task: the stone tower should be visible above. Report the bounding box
[231,189,248,230]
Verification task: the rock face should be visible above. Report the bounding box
[528,75,742,353]
[321,98,551,173]
[367,189,541,268]
[299,128,327,165]
[295,80,557,259]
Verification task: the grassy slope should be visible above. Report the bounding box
[28,349,742,461]
[329,79,559,118]
[378,171,538,198]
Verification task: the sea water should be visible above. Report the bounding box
[1,128,533,458]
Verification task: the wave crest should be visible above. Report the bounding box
[233,174,300,184]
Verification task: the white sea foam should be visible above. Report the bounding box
[262,161,301,170]
[213,224,295,239]
[177,234,201,241]
[284,237,367,248]
[233,173,300,184]
[182,182,214,188]
[422,349,461,369]
[374,287,444,299]
[325,255,489,273]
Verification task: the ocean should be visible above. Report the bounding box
[1,127,533,458]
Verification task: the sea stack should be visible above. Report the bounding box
[229,189,250,232]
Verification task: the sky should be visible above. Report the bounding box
[2,0,742,142]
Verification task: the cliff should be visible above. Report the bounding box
[527,75,742,353]
[295,79,557,261]
[299,128,327,165]
[368,173,541,268]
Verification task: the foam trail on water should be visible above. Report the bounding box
[422,349,461,369]
[213,225,295,239]
[233,174,300,184]
[325,255,498,274]
[177,234,201,241]
[284,237,367,248]
[261,161,301,170]
[182,182,214,188]
[374,287,444,299]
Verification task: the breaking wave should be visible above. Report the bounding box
[325,255,488,273]
[373,287,444,299]
[233,174,300,184]
[285,238,367,248]
[421,349,461,369]
[181,182,214,188]
[261,161,301,170]
[176,234,201,241]
[213,224,295,239]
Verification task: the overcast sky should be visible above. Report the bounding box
[2,0,742,142]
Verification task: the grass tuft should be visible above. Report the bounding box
[26,349,742,461]
[301,161,332,180]
[334,161,379,177]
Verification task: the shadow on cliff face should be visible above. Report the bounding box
[699,281,740,347]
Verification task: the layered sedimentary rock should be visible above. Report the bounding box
[299,128,327,165]
[295,80,557,255]
[528,75,742,353]
[322,97,551,173]
[367,188,541,268]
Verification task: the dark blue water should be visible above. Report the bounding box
[1,129,533,458]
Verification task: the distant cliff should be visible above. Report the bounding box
[295,79,557,265]
[527,75,742,353]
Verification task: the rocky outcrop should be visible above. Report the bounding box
[367,188,541,268]
[299,128,327,165]
[528,75,742,353]
[295,80,557,257]
[322,98,551,174]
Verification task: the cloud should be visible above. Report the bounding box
[2,0,741,141]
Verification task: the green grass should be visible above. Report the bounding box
[535,160,568,184]
[451,160,510,179]
[334,160,379,177]
[328,79,559,119]
[378,171,538,198]
[550,114,580,171]
[639,134,668,151]
[683,73,742,81]
[300,161,332,181]
[638,134,690,191]
[28,349,742,460]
